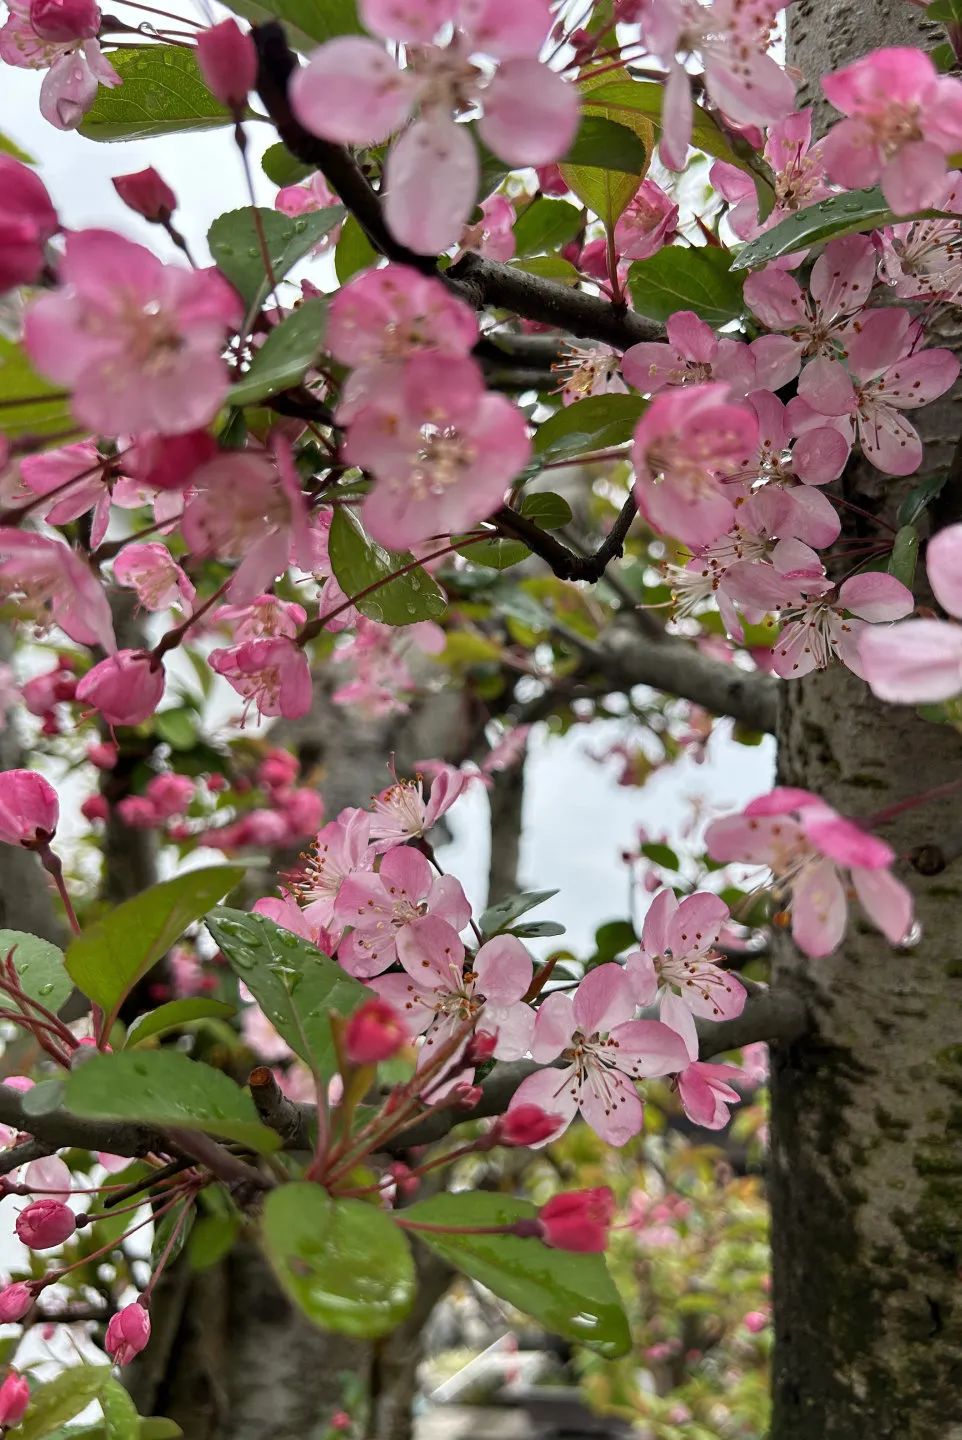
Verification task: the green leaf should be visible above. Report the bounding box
[13,1366,111,1440]
[328,507,447,626]
[124,998,237,1049]
[138,1424,183,1440]
[0,130,34,164]
[206,907,370,1079]
[207,205,345,313]
[562,115,648,172]
[560,89,654,226]
[640,841,681,871]
[153,707,198,750]
[520,492,574,530]
[456,535,530,570]
[513,198,583,258]
[899,472,948,526]
[188,1213,240,1271]
[590,919,637,965]
[403,1193,630,1358]
[889,525,920,589]
[928,0,962,22]
[78,48,233,142]
[229,299,327,406]
[509,919,566,938]
[261,143,313,188]
[151,1203,194,1268]
[0,337,75,442]
[66,867,245,1023]
[509,255,580,284]
[628,246,744,327]
[729,188,946,270]
[534,393,644,456]
[64,1049,280,1152]
[262,1184,415,1338]
[580,79,748,171]
[480,888,559,936]
[224,0,362,51]
[100,1379,139,1440]
[0,930,71,1014]
[334,214,378,283]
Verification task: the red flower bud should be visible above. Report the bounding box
[105,1301,151,1365]
[0,1283,34,1322]
[81,794,109,823]
[112,167,177,222]
[0,769,59,848]
[537,1188,615,1253]
[344,999,407,1065]
[127,429,219,492]
[196,19,257,113]
[500,1104,563,1148]
[15,1199,76,1250]
[29,0,99,41]
[464,1029,498,1065]
[453,1083,483,1110]
[0,1372,29,1426]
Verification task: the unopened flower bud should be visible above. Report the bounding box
[500,1104,562,1148]
[537,1188,615,1253]
[196,19,257,113]
[29,0,99,41]
[86,742,117,770]
[743,1310,769,1333]
[127,430,219,491]
[453,1083,483,1110]
[81,794,109,823]
[0,769,59,848]
[344,999,406,1065]
[464,1030,497,1065]
[388,1162,419,1198]
[112,167,176,222]
[0,1371,29,1426]
[0,1283,34,1322]
[330,1414,351,1434]
[15,1199,76,1250]
[75,650,165,727]
[105,1301,151,1366]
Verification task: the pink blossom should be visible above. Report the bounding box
[343,354,530,549]
[19,441,112,546]
[0,768,59,846]
[145,772,194,819]
[289,810,374,926]
[253,892,341,955]
[711,109,830,247]
[706,788,914,958]
[195,18,257,112]
[537,1187,614,1253]
[461,193,516,261]
[258,749,300,791]
[771,571,913,680]
[508,963,690,1145]
[821,47,962,213]
[209,636,312,723]
[105,1302,151,1366]
[0,155,58,290]
[376,919,534,1065]
[879,172,962,300]
[114,542,195,614]
[112,167,177,222]
[29,0,99,41]
[632,383,758,547]
[0,0,120,130]
[797,312,960,476]
[277,786,324,839]
[0,1283,34,1322]
[274,172,342,251]
[290,0,578,252]
[334,844,471,978]
[0,528,115,651]
[613,178,679,260]
[25,230,242,436]
[555,342,627,407]
[0,1373,29,1427]
[368,765,468,849]
[861,523,962,702]
[115,795,159,829]
[76,650,166,727]
[211,593,306,643]
[126,429,219,492]
[183,440,313,600]
[626,889,745,1056]
[677,1058,742,1128]
[623,309,757,396]
[16,1197,75,1248]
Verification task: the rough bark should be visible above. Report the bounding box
[770,6,962,1437]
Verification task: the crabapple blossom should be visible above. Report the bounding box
[335,844,471,978]
[0,1284,33,1323]
[25,231,242,436]
[75,649,166,727]
[275,172,340,229]
[0,156,58,290]
[328,264,479,379]
[508,963,690,1145]
[622,310,757,397]
[15,1198,75,1248]
[821,47,962,213]
[711,109,831,246]
[0,528,115,652]
[461,193,516,261]
[0,769,59,847]
[19,441,112,546]
[367,765,469,848]
[209,636,312,722]
[0,1372,29,1427]
[537,1187,615,1253]
[771,570,913,679]
[125,429,218,493]
[861,523,962,702]
[676,1056,742,1129]
[113,543,195,614]
[706,787,914,957]
[879,173,962,301]
[289,811,374,925]
[105,1302,151,1366]
[112,167,176,223]
[0,0,119,129]
[631,383,759,547]
[613,178,679,260]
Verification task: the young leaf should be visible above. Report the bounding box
[124,998,237,1049]
[560,84,654,226]
[0,930,71,1014]
[188,1213,241,1271]
[224,0,362,51]
[456,535,531,570]
[0,129,34,163]
[261,142,313,188]
[480,888,559,935]
[64,1049,281,1152]
[206,907,371,1079]
[628,246,744,327]
[563,115,650,173]
[66,867,245,1022]
[520,492,574,529]
[14,1366,112,1440]
[228,299,328,406]
[207,206,345,312]
[79,48,233,142]
[534,393,644,456]
[512,198,583,258]
[729,188,946,270]
[328,506,447,626]
[403,1193,631,1357]
[888,524,920,588]
[334,214,378,282]
[0,337,75,441]
[100,1377,140,1440]
[262,1184,415,1337]
[580,78,751,172]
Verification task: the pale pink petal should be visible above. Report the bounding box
[460,0,551,59]
[290,37,416,146]
[625,949,658,1006]
[384,116,479,254]
[798,358,856,417]
[801,811,894,869]
[926,524,962,620]
[578,1067,644,1146]
[478,59,579,166]
[640,887,676,955]
[791,857,848,958]
[882,141,949,215]
[530,989,575,1061]
[474,934,532,1005]
[609,1018,691,1076]
[850,867,913,945]
[361,0,454,43]
[860,619,962,703]
[659,989,697,1060]
[857,403,923,476]
[396,913,465,985]
[572,962,635,1035]
[667,891,729,956]
[837,571,913,622]
[659,61,692,170]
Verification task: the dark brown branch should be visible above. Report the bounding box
[249,1065,310,1146]
[0,1137,55,1177]
[494,492,639,582]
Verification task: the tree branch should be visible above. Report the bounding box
[494,493,639,583]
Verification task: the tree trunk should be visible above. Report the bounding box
[771,6,962,1435]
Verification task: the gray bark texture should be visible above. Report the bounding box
[771,5,962,1437]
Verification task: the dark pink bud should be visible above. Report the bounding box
[0,1372,30,1426]
[196,19,257,112]
[206,773,228,793]
[0,1283,34,1322]
[256,748,299,790]
[536,164,568,197]
[0,769,59,848]
[388,1162,419,1198]
[454,1083,483,1110]
[743,1310,769,1333]
[464,1030,497,1065]
[127,430,219,492]
[81,794,109,823]
[344,999,406,1066]
[29,0,99,38]
[112,167,177,222]
[116,795,160,829]
[86,741,118,770]
[330,1413,352,1433]
[105,1301,151,1366]
[75,650,165,727]
[537,1188,615,1253]
[15,1199,76,1250]
[500,1104,563,1147]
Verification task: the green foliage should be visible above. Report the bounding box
[480,888,559,936]
[224,0,363,51]
[562,112,651,225]
[261,1184,415,1337]
[730,188,945,270]
[124,998,237,1048]
[261,143,313,188]
[207,206,345,313]
[888,525,920,589]
[188,1213,241,1271]
[64,1048,280,1152]
[0,130,33,163]
[562,116,650,174]
[534,393,645,458]
[65,867,244,1023]
[512,198,584,258]
[78,48,233,142]
[0,338,75,442]
[328,506,447,625]
[0,930,72,1014]
[99,1378,140,1440]
[334,214,378,282]
[228,299,328,406]
[628,247,744,327]
[206,906,371,1078]
[13,1366,113,1439]
[404,1193,631,1357]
